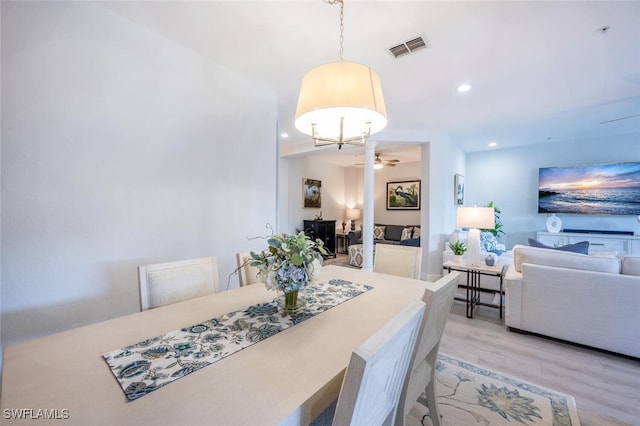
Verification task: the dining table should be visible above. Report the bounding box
[1,265,429,425]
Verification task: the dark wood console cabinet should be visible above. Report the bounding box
[303,220,336,257]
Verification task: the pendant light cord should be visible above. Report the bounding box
[325,0,344,61]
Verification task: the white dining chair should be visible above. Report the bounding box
[138,256,219,311]
[310,299,426,426]
[235,252,262,286]
[373,244,422,279]
[395,271,461,426]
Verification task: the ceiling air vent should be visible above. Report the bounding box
[388,35,429,59]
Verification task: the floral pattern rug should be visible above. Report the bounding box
[103,279,372,401]
[408,354,581,426]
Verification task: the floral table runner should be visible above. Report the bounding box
[103,279,372,401]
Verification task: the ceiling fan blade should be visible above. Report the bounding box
[355,154,400,167]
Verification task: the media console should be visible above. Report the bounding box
[537,231,640,254]
[562,228,635,236]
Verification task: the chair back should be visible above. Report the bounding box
[235,252,263,287]
[373,245,422,279]
[396,271,461,424]
[138,256,219,311]
[332,299,426,426]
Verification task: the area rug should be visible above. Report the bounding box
[407,354,581,426]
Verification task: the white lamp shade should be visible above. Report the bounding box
[294,61,387,141]
[456,206,495,265]
[456,207,495,229]
[346,208,361,220]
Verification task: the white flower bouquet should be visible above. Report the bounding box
[250,231,326,294]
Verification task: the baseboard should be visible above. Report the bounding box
[507,327,529,334]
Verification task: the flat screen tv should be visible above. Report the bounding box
[538,161,640,215]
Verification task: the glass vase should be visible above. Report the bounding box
[279,289,305,316]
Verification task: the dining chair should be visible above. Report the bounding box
[310,299,426,426]
[373,244,422,279]
[395,271,462,426]
[235,252,262,286]
[138,256,219,311]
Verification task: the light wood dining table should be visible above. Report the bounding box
[1,265,429,425]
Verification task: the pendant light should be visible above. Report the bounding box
[294,0,388,149]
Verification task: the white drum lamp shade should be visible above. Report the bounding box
[456,207,495,265]
[294,61,387,147]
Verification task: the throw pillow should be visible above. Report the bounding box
[373,225,386,240]
[527,238,589,255]
[385,225,405,241]
[401,238,420,247]
[412,226,421,239]
[401,227,414,241]
[481,232,503,255]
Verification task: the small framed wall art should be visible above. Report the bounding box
[454,174,464,205]
[303,178,321,208]
[387,180,421,210]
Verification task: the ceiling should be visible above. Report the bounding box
[99,1,640,166]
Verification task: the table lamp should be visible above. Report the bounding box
[346,208,360,231]
[456,206,495,265]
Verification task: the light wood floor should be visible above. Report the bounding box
[442,302,640,426]
[327,255,639,425]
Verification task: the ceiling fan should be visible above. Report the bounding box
[356,153,400,169]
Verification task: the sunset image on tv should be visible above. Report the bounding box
[538,162,640,215]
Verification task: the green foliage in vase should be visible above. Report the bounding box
[449,241,467,255]
[481,201,504,238]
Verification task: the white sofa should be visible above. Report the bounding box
[505,244,640,358]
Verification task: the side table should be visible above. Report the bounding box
[336,233,349,254]
[442,260,507,319]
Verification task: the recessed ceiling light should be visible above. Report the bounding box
[488,141,497,147]
[457,84,471,93]
[280,132,289,138]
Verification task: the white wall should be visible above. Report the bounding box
[370,161,422,226]
[466,133,640,248]
[1,1,278,357]
[283,157,346,233]
[422,138,466,280]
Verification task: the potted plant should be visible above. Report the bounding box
[449,241,467,263]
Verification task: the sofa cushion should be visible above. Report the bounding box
[401,227,413,241]
[373,226,386,240]
[589,250,619,258]
[384,224,405,241]
[513,244,621,274]
[348,230,363,245]
[621,254,640,276]
[528,238,589,254]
